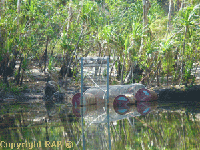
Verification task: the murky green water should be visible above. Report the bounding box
[0,100,200,150]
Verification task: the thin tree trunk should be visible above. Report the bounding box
[44,36,49,72]
[17,0,20,25]
[0,26,3,50]
[3,55,9,87]
[179,25,187,86]
[61,1,74,78]
[156,61,161,87]
[156,68,160,86]
[139,0,151,54]
[180,0,185,10]
[143,0,151,27]
[167,72,169,86]
[177,0,180,11]
[67,24,83,76]
[121,55,125,85]
[109,50,116,77]
[16,0,21,85]
[16,56,23,85]
[66,2,73,32]
[140,62,153,85]
[167,0,172,32]
[95,42,101,76]
[20,69,24,86]
[124,63,132,84]
[117,57,121,80]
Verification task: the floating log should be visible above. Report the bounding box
[72,83,158,107]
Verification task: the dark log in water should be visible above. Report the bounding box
[155,85,200,102]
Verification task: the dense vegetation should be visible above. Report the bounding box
[0,0,199,90]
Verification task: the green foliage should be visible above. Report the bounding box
[0,0,199,87]
[0,81,8,92]
[0,81,27,95]
[48,56,54,71]
[10,85,20,95]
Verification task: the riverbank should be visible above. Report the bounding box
[1,62,200,104]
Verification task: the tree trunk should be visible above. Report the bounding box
[124,63,133,84]
[139,0,151,54]
[2,55,9,87]
[44,36,49,72]
[156,61,161,87]
[117,57,121,81]
[109,51,117,77]
[67,24,83,76]
[0,27,3,50]
[167,0,172,32]
[177,0,180,11]
[17,0,20,25]
[143,0,151,27]
[121,55,125,85]
[20,69,24,86]
[16,57,23,85]
[180,25,187,86]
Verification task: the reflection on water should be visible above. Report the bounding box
[0,100,200,149]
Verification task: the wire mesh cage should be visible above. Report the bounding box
[80,57,110,106]
[71,57,158,107]
[81,57,109,89]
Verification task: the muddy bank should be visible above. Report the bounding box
[0,70,79,104]
[1,64,200,104]
[1,84,200,106]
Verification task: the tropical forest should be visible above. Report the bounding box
[0,0,200,150]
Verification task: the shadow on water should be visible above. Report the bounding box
[0,92,200,149]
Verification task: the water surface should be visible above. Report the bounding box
[0,100,200,150]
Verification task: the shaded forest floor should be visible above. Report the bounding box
[0,60,79,105]
[0,60,200,104]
